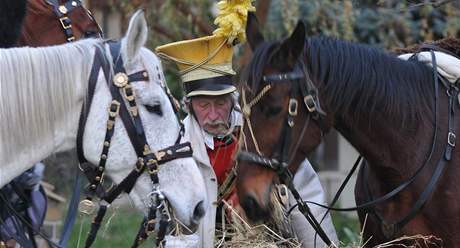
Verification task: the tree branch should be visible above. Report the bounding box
[173,0,214,35]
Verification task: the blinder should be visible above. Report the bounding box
[76,41,193,248]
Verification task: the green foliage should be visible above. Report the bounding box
[67,208,151,247]
[331,212,361,247]
[267,0,460,49]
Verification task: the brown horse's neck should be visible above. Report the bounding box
[302,37,436,173]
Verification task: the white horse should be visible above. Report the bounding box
[0,11,206,231]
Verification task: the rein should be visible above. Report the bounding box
[75,41,193,248]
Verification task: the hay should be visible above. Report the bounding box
[215,190,302,248]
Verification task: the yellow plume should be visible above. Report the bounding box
[213,0,256,44]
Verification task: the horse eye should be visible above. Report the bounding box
[145,104,163,116]
[267,106,282,116]
[260,105,282,117]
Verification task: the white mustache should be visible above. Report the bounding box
[204,120,227,126]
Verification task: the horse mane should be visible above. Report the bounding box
[244,36,436,128]
[307,36,435,127]
[0,0,27,48]
[0,39,100,164]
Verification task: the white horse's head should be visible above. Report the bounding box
[83,11,207,229]
[0,11,206,231]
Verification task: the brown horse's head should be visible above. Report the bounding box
[236,14,331,222]
[17,0,102,46]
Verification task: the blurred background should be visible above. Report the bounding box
[40,0,460,246]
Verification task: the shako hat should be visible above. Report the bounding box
[155,0,255,97]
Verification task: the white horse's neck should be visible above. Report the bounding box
[0,40,98,186]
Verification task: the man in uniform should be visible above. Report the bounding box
[156,31,338,247]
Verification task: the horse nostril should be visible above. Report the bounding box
[241,195,262,221]
[192,200,205,223]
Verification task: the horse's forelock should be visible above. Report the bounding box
[243,41,279,93]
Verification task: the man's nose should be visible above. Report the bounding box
[208,105,219,120]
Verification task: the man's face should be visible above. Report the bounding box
[191,94,233,136]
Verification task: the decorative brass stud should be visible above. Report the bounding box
[99,166,104,171]
[113,72,129,88]
[90,184,96,189]
[95,176,101,181]
[104,141,110,147]
[71,1,77,6]
[101,154,107,160]
[58,5,68,14]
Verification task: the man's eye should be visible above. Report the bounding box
[145,104,163,116]
[199,103,209,108]
[267,106,282,116]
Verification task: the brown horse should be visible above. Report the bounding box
[237,14,459,247]
[18,0,102,46]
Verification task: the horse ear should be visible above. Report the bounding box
[246,12,264,50]
[271,20,306,69]
[122,10,148,64]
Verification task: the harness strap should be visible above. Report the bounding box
[84,205,107,248]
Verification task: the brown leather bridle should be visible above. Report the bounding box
[45,0,103,41]
[238,62,333,246]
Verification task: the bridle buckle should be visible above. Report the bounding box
[147,159,159,174]
[304,95,317,113]
[448,132,456,147]
[135,158,145,172]
[288,99,298,116]
[59,16,71,29]
[108,100,121,117]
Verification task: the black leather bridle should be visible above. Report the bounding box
[76,41,193,248]
[238,62,333,246]
[239,46,459,243]
[45,0,103,41]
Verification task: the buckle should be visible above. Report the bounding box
[147,159,159,174]
[59,16,71,29]
[123,85,135,101]
[108,100,121,118]
[448,132,456,147]
[135,158,145,172]
[78,199,96,215]
[304,95,317,113]
[145,219,156,233]
[276,184,289,207]
[288,98,298,116]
